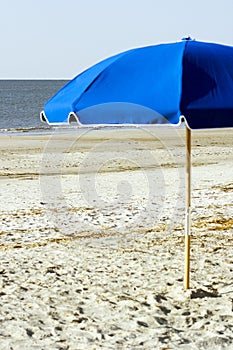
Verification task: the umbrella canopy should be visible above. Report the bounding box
[41,39,233,129]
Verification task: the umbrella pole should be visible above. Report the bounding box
[184,126,191,290]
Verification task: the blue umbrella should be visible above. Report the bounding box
[41,38,233,128]
[41,38,233,289]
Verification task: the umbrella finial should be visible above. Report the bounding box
[182,36,193,41]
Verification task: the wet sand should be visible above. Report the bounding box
[0,127,232,349]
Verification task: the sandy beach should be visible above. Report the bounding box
[0,127,232,349]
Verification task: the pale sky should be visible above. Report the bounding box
[1,0,233,79]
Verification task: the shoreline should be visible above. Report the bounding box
[0,123,232,135]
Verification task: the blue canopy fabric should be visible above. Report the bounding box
[41,40,233,129]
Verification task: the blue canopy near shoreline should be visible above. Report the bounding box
[41,39,233,129]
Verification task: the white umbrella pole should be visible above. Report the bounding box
[184,126,191,289]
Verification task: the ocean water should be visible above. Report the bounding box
[0,80,68,131]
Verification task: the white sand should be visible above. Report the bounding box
[0,127,232,349]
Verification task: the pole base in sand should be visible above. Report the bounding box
[184,234,191,290]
